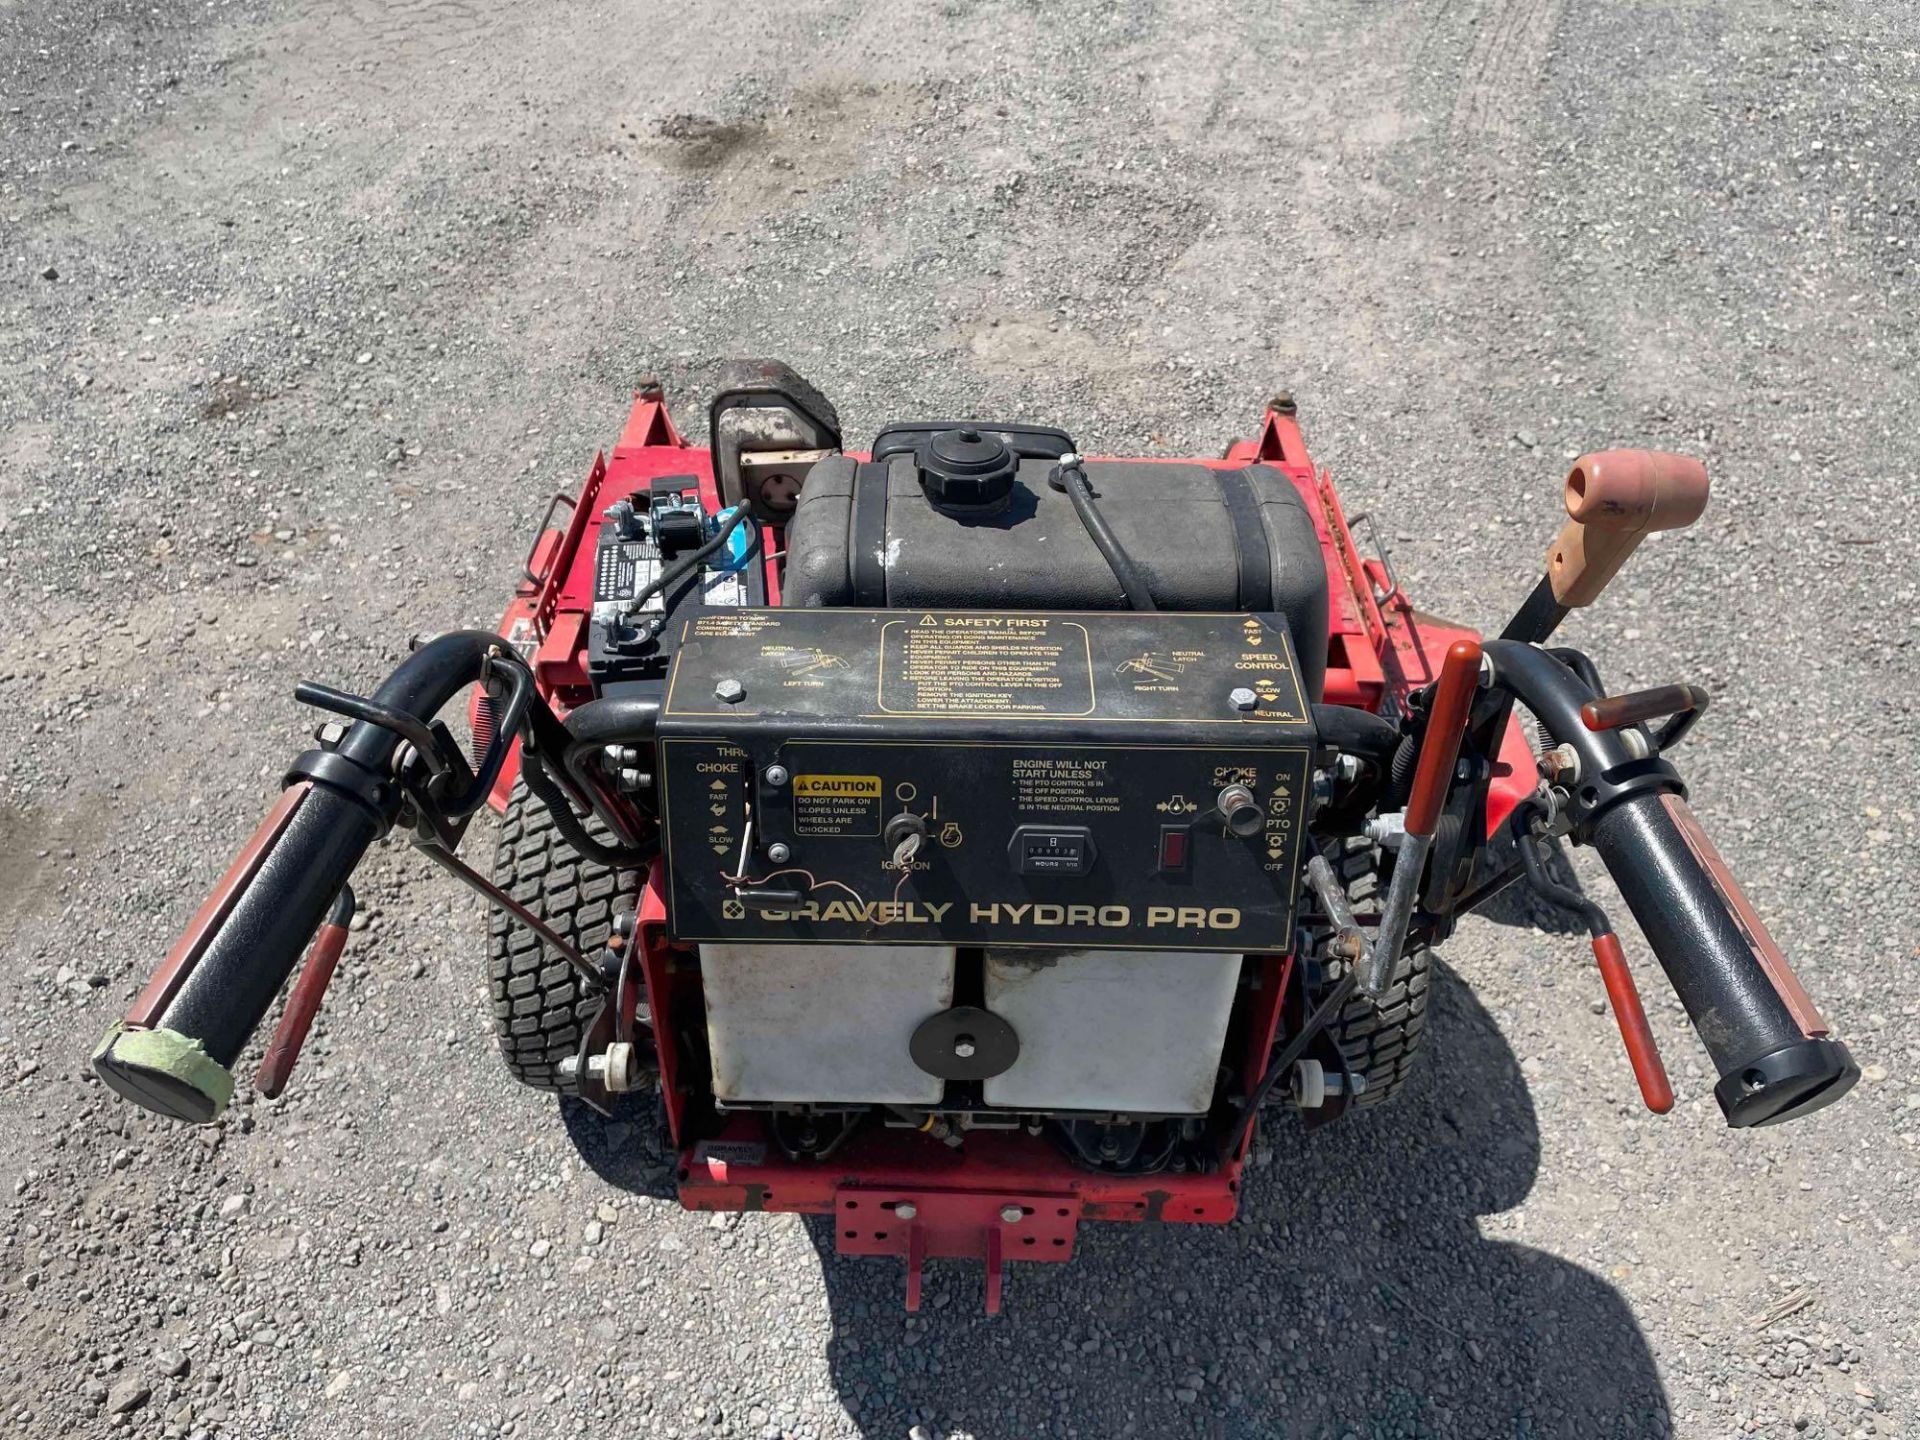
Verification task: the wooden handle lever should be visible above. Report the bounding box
[1546,450,1709,608]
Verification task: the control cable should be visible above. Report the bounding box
[1050,453,1157,610]
[621,504,754,636]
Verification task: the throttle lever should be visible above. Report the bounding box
[1502,450,1710,643]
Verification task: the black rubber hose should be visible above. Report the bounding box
[332,630,504,773]
[555,694,663,852]
[562,695,662,745]
[1056,462,1157,610]
[1311,703,1401,763]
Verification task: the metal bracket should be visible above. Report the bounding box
[1343,509,1405,609]
[836,1186,1082,1314]
[522,490,578,590]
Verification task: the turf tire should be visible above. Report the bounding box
[485,782,616,1091]
[1309,834,1433,1109]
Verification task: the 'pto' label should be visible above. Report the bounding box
[793,774,883,836]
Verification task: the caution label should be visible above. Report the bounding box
[878,616,1095,716]
[793,774,883,836]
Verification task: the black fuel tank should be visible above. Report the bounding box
[782,442,1330,700]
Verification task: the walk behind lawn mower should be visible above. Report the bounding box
[95,364,1857,1311]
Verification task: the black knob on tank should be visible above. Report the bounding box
[917,427,1018,512]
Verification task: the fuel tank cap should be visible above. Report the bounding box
[918,427,1018,511]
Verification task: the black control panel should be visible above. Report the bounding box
[654,608,1317,952]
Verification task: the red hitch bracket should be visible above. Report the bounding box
[836,1186,1083,1314]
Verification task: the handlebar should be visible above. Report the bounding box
[1482,641,1857,1126]
[92,631,516,1123]
[1590,792,1855,1125]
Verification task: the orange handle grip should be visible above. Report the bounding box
[1546,450,1709,608]
[254,921,350,1099]
[1593,932,1674,1114]
[1405,639,1482,837]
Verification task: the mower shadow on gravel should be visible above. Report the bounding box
[561,962,1668,1439]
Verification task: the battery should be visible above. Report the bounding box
[655,608,1317,953]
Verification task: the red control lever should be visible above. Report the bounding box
[255,887,355,1100]
[1591,931,1674,1114]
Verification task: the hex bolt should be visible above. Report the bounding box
[1327,930,1367,964]
[893,1202,919,1220]
[999,1205,1025,1224]
[765,765,790,787]
[953,1035,977,1059]
[714,677,746,704]
[1541,743,1581,785]
[1229,686,1258,711]
[766,842,792,864]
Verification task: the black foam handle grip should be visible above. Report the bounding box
[152,783,379,1068]
[1589,792,1858,1126]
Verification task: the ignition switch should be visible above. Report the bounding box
[884,812,929,866]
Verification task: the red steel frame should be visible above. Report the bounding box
[479,389,1536,1307]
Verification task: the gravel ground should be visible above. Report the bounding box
[3,0,1917,1436]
